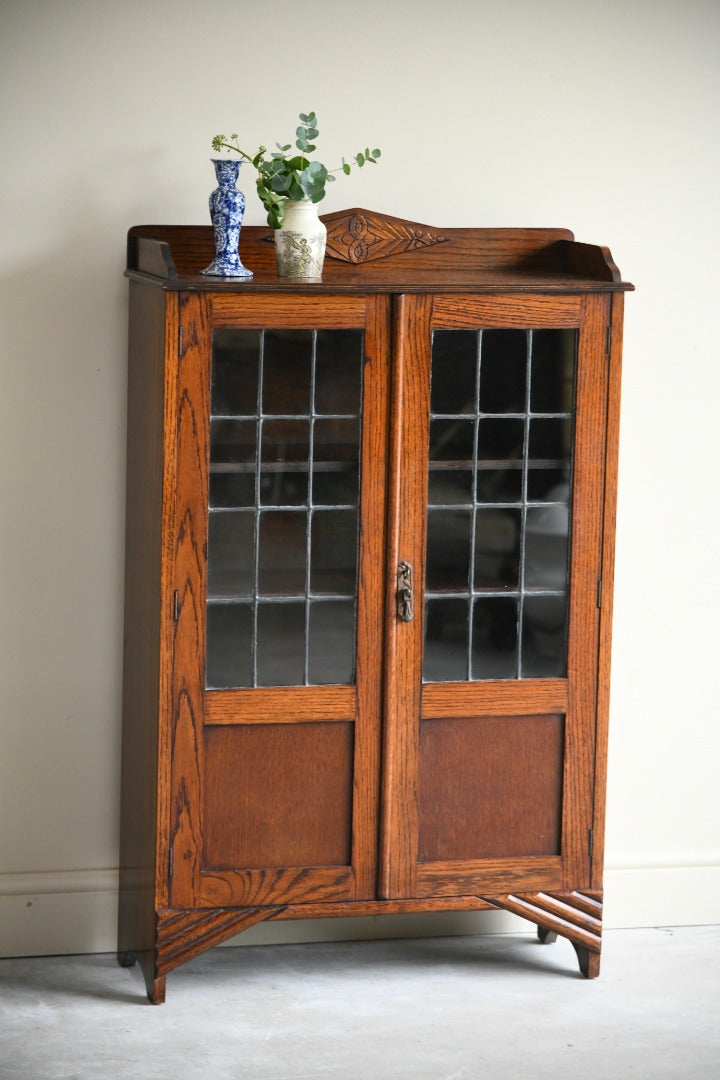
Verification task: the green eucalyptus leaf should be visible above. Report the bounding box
[342,163,351,175]
[372,149,381,158]
[299,113,309,123]
[288,176,306,201]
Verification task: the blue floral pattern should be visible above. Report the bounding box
[201,159,253,278]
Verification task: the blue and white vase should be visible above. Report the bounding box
[201,159,253,278]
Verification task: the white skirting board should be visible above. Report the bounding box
[0,857,718,958]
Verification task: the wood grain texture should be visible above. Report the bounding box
[198,866,355,907]
[117,282,168,995]
[204,686,356,724]
[592,294,625,888]
[324,208,448,263]
[418,715,564,861]
[378,294,433,899]
[203,723,354,869]
[351,294,392,897]
[416,857,563,897]
[210,293,367,327]
[121,220,629,996]
[155,906,284,978]
[126,219,633,294]
[483,889,603,977]
[561,294,611,887]
[421,679,568,718]
[432,294,583,328]
[168,292,212,909]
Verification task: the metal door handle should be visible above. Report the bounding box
[396,561,414,622]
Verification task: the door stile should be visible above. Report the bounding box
[169,291,212,909]
[349,294,392,898]
[561,293,611,887]
[379,294,433,899]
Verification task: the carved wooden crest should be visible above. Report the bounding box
[323,208,449,264]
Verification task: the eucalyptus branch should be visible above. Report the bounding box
[211,112,381,228]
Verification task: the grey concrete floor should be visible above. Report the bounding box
[0,926,718,1079]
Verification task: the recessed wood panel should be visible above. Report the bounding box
[203,722,354,870]
[418,714,564,862]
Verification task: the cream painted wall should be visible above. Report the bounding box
[1,0,719,957]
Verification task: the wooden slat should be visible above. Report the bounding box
[210,293,367,327]
[432,294,582,328]
[494,893,601,953]
[204,686,356,724]
[415,857,562,898]
[272,896,497,920]
[421,679,568,718]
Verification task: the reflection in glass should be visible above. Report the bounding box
[313,419,360,506]
[474,508,520,590]
[262,331,312,414]
[258,510,307,595]
[479,330,526,413]
[315,331,363,414]
[471,597,517,679]
[311,510,358,594]
[260,419,309,506]
[522,595,568,678]
[426,509,471,593]
[530,330,575,413]
[524,505,570,589]
[207,512,254,599]
[211,331,260,415]
[206,604,253,689]
[423,598,469,682]
[308,600,356,684]
[256,602,306,686]
[430,331,477,414]
[210,419,256,508]
[428,420,474,505]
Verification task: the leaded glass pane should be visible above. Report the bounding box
[206,328,363,689]
[424,327,577,683]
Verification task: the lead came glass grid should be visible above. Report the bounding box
[424,328,577,683]
[206,329,363,689]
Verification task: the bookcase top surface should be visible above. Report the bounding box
[126,208,633,293]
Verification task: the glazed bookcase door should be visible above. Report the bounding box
[169,292,389,909]
[380,293,611,900]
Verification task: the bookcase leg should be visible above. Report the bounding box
[148,975,166,1005]
[573,942,601,979]
[537,926,558,945]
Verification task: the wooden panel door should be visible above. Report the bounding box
[380,292,611,899]
[168,292,390,909]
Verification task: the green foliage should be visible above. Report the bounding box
[211,112,381,228]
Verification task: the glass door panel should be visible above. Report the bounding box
[424,328,577,682]
[207,328,364,690]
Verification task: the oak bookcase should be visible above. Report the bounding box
[118,209,631,1002]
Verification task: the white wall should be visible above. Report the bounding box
[1,0,718,957]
